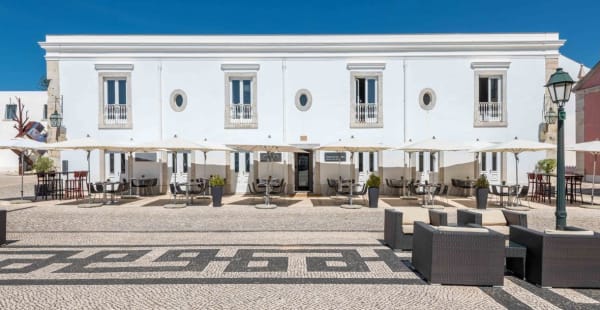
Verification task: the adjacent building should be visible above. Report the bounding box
[574,61,600,181]
[38,33,584,193]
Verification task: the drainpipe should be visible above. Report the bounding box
[159,62,164,140]
[403,59,407,164]
[282,59,287,143]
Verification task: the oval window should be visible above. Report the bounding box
[295,89,312,111]
[170,90,187,112]
[419,88,436,111]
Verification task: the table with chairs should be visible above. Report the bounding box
[527,172,584,204]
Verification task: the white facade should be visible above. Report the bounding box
[0,91,48,172]
[39,33,578,193]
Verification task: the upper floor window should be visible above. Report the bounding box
[4,103,16,120]
[350,71,383,128]
[224,72,257,129]
[472,63,509,127]
[98,72,132,129]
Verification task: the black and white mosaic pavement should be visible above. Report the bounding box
[1,244,599,309]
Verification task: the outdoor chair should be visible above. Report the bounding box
[388,178,404,196]
[89,182,104,202]
[457,209,527,239]
[509,225,600,288]
[270,179,286,195]
[490,185,501,204]
[0,208,6,245]
[412,221,505,286]
[384,208,448,250]
[326,178,338,196]
[104,182,124,203]
[515,185,530,207]
[169,183,186,203]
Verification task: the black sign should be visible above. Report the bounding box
[324,152,346,162]
[260,152,282,162]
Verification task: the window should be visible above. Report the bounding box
[234,152,240,173]
[419,88,437,111]
[481,152,487,171]
[492,152,498,171]
[358,152,364,172]
[474,70,507,127]
[429,153,435,172]
[42,104,48,120]
[4,104,16,120]
[418,152,424,172]
[98,72,132,129]
[225,72,257,129]
[171,153,176,173]
[170,90,187,112]
[369,152,375,172]
[350,72,382,128]
[245,152,250,173]
[120,153,126,174]
[295,89,313,111]
[109,153,115,174]
[183,153,188,173]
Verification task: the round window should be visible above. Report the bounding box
[419,88,436,111]
[170,90,187,112]
[295,89,312,111]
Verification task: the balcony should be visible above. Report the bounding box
[478,102,502,123]
[226,104,256,129]
[352,103,379,128]
[102,104,130,128]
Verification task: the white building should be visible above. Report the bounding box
[0,91,48,173]
[38,33,584,194]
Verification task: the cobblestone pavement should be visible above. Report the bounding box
[1,175,600,309]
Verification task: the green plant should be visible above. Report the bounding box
[32,156,54,173]
[474,174,489,188]
[366,174,381,188]
[209,175,225,187]
[537,158,557,174]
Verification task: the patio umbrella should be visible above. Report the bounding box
[229,142,307,208]
[197,138,234,183]
[398,136,469,184]
[46,134,118,205]
[105,138,155,197]
[467,139,496,178]
[317,137,392,208]
[0,137,47,201]
[567,140,600,206]
[475,137,556,187]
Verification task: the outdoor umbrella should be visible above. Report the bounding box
[567,140,600,206]
[46,134,118,205]
[475,137,556,188]
[229,142,306,208]
[317,137,392,208]
[196,138,234,184]
[139,135,221,204]
[467,139,496,178]
[398,136,469,184]
[104,138,155,197]
[0,137,47,201]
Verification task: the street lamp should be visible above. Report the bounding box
[49,96,63,140]
[545,68,575,230]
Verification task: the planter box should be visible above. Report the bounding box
[368,187,379,208]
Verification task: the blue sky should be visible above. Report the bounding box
[1,0,598,90]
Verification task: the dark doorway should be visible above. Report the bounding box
[295,151,312,191]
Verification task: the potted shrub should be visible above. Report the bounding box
[33,156,54,174]
[366,174,381,208]
[537,158,557,174]
[474,174,489,210]
[209,175,225,207]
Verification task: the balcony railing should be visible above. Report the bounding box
[478,102,502,123]
[354,103,378,126]
[103,104,128,126]
[227,104,255,128]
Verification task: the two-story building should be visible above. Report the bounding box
[38,33,584,194]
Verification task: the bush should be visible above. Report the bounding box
[32,156,54,173]
[537,158,557,174]
[366,174,381,188]
[475,174,489,188]
[209,175,225,187]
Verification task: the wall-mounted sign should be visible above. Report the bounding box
[260,152,282,162]
[324,152,346,162]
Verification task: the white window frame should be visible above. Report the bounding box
[350,71,383,128]
[4,103,17,120]
[98,72,132,129]
[224,72,258,129]
[473,70,507,127]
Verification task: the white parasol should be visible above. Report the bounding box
[0,137,47,201]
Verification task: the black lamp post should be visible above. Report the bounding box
[545,68,574,230]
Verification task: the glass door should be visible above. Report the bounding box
[295,152,311,191]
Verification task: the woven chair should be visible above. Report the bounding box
[412,221,505,286]
[509,225,600,288]
[457,209,527,239]
[384,208,448,250]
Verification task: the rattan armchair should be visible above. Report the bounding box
[412,221,505,286]
[384,208,447,250]
[509,225,600,288]
[457,209,527,238]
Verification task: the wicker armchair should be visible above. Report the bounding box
[412,221,505,286]
[0,209,6,245]
[509,225,600,288]
[384,208,447,250]
[457,209,527,238]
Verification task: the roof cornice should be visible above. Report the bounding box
[39,33,565,59]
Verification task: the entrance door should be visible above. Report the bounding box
[479,152,501,182]
[295,152,312,191]
[416,152,438,183]
[168,152,189,183]
[106,152,126,182]
[232,152,251,193]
